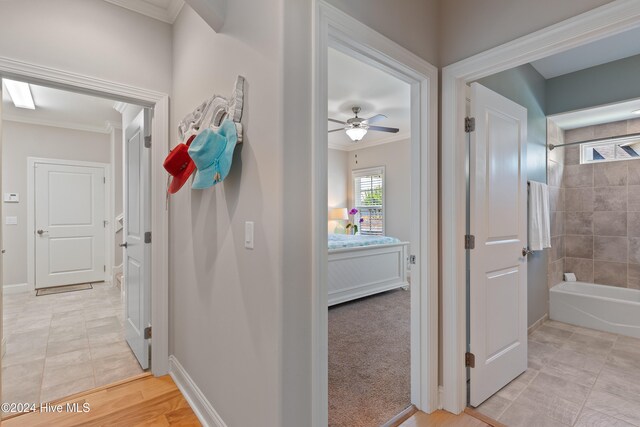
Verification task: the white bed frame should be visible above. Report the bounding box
[328,242,410,306]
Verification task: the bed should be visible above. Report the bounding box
[328,234,410,306]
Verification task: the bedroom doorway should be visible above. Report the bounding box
[313,3,439,426]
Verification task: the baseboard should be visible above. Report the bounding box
[528,313,548,335]
[169,355,227,427]
[3,283,30,294]
[438,385,445,409]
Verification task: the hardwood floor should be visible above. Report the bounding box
[399,410,494,427]
[3,373,200,426]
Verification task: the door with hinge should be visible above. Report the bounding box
[34,162,106,289]
[468,82,528,407]
[123,109,152,369]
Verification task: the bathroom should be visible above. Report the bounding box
[468,25,640,426]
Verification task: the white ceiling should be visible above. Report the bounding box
[530,26,640,79]
[2,80,124,133]
[328,48,410,151]
[549,97,640,130]
[103,0,184,23]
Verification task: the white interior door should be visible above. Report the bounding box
[34,162,106,289]
[124,109,151,370]
[469,82,528,407]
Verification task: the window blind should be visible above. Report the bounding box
[353,167,385,235]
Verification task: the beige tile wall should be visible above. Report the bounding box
[558,118,640,288]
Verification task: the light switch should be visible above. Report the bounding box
[4,193,19,203]
[245,221,254,249]
[5,216,17,225]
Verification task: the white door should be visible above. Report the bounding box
[123,109,152,369]
[469,83,528,407]
[34,162,106,289]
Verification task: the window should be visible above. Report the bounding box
[580,135,640,164]
[353,166,385,235]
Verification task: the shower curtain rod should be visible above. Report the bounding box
[548,131,640,151]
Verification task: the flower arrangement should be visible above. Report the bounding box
[345,208,362,235]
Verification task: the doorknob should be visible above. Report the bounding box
[37,229,48,235]
[522,247,533,257]
[119,242,128,248]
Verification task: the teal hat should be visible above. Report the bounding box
[188,119,238,189]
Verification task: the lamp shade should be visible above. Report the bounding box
[329,208,349,221]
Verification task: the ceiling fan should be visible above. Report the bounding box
[328,106,399,141]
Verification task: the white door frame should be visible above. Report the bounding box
[27,157,111,290]
[313,2,439,425]
[0,57,170,376]
[441,0,640,414]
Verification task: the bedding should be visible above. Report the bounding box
[328,233,401,250]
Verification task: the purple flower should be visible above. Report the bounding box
[349,208,358,215]
[359,218,364,223]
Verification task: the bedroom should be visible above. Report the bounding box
[326,47,413,426]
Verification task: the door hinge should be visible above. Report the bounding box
[104,220,108,228]
[409,255,416,265]
[144,135,152,148]
[144,326,152,339]
[103,177,106,184]
[465,117,475,132]
[144,231,151,244]
[465,234,475,250]
[103,265,106,272]
[465,352,475,368]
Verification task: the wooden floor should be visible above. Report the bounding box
[3,373,200,426]
[399,410,493,427]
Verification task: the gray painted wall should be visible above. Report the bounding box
[2,121,111,286]
[547,54,640,115]
[477,64,549,327]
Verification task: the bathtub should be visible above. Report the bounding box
[550,281,640,339]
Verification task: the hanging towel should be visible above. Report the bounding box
[528,181,551,251]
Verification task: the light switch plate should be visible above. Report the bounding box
[5,216,17,225]
[4,193,19,203]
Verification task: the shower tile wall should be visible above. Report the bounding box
[551,118,640,289]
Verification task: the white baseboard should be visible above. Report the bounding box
[169,355,227,427]
[438,385,445,410]
[528,313,548,335]
[3,283,30,294]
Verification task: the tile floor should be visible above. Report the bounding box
[476,319,640,426]
[1,282,143,412]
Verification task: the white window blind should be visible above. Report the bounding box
[580,135,640,164]
[353,167,385,235]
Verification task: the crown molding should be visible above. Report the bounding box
[113,101,128,113]
[104,0,184,24]
[4,114,114,134]
[328,132,411,152]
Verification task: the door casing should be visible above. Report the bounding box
[313,2,439,425]
[0,57,170,378]
[441,0,640,414]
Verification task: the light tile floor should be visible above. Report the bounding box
[1,282,143,413]
[476,319,640,426]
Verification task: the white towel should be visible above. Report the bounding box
[528,181,551,251]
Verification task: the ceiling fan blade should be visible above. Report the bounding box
[364,114,387,124]
[368,125,399,133]
[328,128,344,133]
[328,118,347,125]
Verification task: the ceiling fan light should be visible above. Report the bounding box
[346,127,367,141]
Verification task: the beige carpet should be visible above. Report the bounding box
[329,289,411,427]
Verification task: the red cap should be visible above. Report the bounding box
[163,135,196,194]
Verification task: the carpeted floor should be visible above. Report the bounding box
[329,289,411,427]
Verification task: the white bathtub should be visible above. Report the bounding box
[550,281,640,339]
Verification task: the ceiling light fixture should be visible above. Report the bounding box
[3,79,35,110]
[346,126,367,141]
[632,109,640,115]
